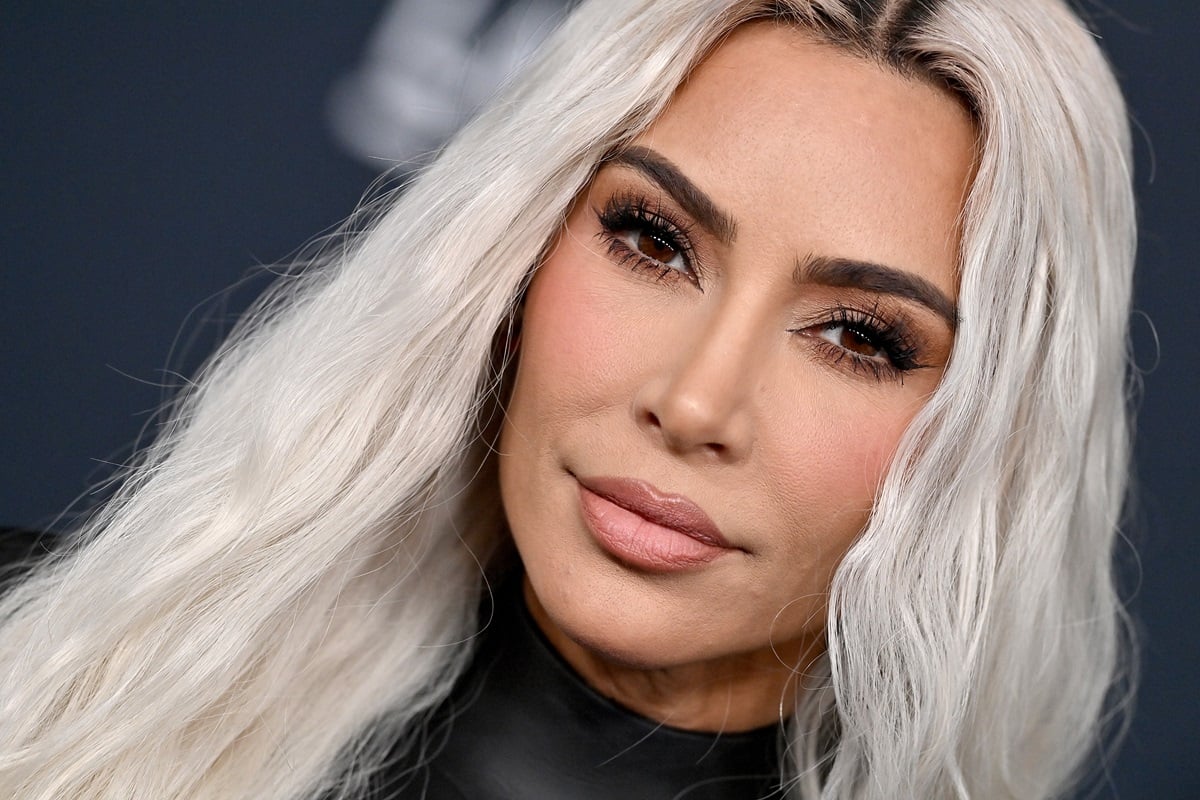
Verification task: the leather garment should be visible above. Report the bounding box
[0,532,790,799]
[374,576,788,800]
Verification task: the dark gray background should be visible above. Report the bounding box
[2,3,1196,796]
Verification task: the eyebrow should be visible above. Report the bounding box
[797,255,960,330]
[606,146,738,244]
[607,146,958,329]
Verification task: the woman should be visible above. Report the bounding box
[0,0,1135,798]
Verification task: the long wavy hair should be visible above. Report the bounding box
[0,1,1136,798]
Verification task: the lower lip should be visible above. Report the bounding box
[577,484,733,572]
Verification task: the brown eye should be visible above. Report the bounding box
[792,310,922,380]
[821,324,881,359]
[836,326,879,357]
[636,230,682,265]
[597,198,694,278]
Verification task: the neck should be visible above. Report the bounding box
[522,576,822,732]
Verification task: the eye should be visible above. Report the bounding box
[620,228,687,272]
[817,322,884,360]
[595,193,699,285]
[791,306,924,382]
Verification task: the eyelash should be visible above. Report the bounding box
[594,192,925,383]
[595,193,699,285]
[789,304,924,382]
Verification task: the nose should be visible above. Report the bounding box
[632,309,758,462]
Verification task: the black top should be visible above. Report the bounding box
[0,531,787,798]
[375,577,787,800]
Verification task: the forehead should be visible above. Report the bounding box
[630,22,977,296]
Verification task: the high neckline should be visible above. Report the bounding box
[381,575,788,800]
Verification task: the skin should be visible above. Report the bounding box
[498,24,977,732]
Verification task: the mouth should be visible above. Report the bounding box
[573,473,737,572]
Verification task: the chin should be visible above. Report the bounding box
[522,555,737,671]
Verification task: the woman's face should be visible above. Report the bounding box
[499,24,975,712]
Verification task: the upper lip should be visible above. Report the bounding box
[575,474,733,549]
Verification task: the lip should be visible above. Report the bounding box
[574,474,736,572]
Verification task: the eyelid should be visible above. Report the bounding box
[594,189,708,284]
[591,178,945,384]
[790,302,926,381]
[597,171,720,254]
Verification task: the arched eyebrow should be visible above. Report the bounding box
[797,255,960,330]
[606,146,738,245]
[607,145,959,330]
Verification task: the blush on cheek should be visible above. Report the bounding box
[522,250,637,396]
[849,411,917,500]
[787,410,911,522]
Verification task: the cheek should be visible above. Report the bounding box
[514,244,636,419]
[827,408,913,496]
[763,388,920,552]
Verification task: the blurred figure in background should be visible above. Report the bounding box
[329,0,575,170]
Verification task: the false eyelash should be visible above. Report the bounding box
[594,192,700,285]
[594,193,927,384]
[797,304,926,383]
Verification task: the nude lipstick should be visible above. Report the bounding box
[574,475,736,572]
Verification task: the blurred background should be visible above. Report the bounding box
[2,2,1196,796]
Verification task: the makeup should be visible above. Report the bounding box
[575,475,736,572]
[498,21,971,720]
[593,184,936,384]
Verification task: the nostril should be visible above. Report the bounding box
[642,408,663,431]
[634,378,752,460]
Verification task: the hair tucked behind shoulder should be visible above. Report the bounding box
[0,2,1135,798]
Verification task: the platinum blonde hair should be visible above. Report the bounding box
[0,1,1135,798]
